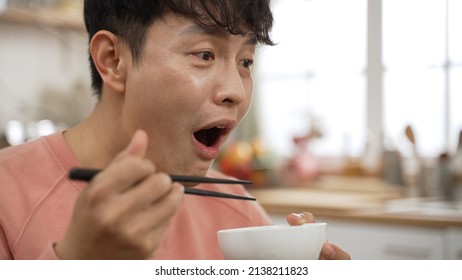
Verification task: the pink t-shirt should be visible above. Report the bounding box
[0,132,271,259]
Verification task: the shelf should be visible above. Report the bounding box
[0,7,84,31]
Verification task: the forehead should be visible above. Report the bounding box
[155,13,257,45]
[180,23,257,44]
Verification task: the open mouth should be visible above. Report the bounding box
[194,126,229,147]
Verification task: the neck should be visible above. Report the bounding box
[63,93,129,169]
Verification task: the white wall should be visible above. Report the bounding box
[0,21,94,134]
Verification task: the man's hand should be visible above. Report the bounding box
[287,212,351,260]
[55,130,184,259]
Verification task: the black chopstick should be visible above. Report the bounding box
[68,168,253,185]
[67,167,256,201]
[181,188,256,201]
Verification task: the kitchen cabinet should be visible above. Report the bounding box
[270,214,453,259]
[446,228,462,259]
[316,218,444,260]
[250,176,462,260]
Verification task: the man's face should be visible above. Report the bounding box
[121,13,256,176]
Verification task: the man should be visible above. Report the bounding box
[0,0,349,259]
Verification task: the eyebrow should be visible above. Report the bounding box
[180,23,257,45]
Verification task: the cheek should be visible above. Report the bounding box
[239,98,252,121]
[130,60,194,100]
[125,66,205,125]
[238,81,254,120]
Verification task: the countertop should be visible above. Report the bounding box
[248,176,462,228]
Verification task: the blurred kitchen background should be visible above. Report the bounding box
[1,0,461,259]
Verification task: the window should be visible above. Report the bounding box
[383,0,462,157]
[255,0,462,161]
[256,0,366,158]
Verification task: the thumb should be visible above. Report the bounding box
[115,130,149,160]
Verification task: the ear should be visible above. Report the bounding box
[89,30,128,94]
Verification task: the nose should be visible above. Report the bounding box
[212,65,248,106]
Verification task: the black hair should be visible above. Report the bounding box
[83,0,274,96]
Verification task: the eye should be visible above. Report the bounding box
[240,59,254,69]
[196,51,215,61]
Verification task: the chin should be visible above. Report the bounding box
[187,161,214,177]
[163,160,211,177]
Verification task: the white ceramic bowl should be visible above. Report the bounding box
[217,223,327,260]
